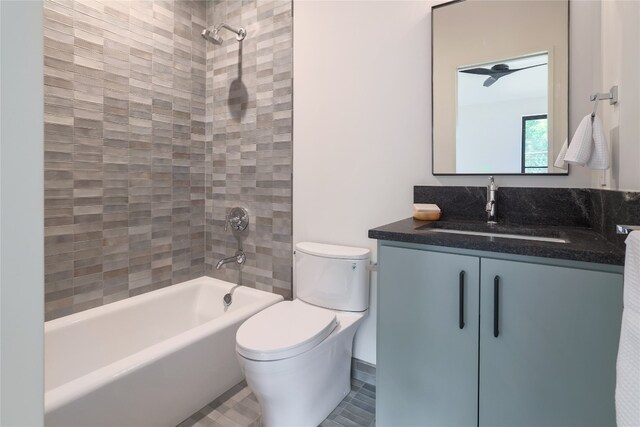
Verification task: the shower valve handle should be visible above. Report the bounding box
[224,207,249,232]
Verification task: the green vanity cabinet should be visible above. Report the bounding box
[377,245,480,427]
[377,243,623,427]
[479,258,623,427]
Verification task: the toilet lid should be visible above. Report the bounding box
[236,300,338,361]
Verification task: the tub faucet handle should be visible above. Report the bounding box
[224,207,249,232]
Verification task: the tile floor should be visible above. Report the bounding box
[177,378,376,427]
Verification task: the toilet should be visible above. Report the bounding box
[235,242,371,427]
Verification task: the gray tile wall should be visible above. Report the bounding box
[204,0,293,299]
[43,0,293,320]
[44,0,208,320]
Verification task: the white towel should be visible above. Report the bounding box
[586,115,610,170]
[553,138,569,169]
[616,231,640,426]
[617,309,640,426]
[560,114,610,170]
[623,231,640,314]
[563,115,593,166]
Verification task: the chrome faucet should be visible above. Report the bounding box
[216,207,250,270]
[486,176,498,224]
[216,250,246,270]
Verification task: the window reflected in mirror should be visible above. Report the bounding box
[522,114,548,174]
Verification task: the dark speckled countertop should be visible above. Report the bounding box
[368,186,640,266]
[369,218,626,266]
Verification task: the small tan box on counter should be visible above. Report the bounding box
[413,204,441,221]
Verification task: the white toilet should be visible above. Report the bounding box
[235,242,371,427]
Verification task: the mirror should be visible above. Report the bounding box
[432,0,569,175]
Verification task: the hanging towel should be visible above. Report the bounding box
[586,115,610,169]
[553,138,569,169]
[561,114,610,170]
[616,231,640,426]
[563,115,593,166]
[622,231,640,315]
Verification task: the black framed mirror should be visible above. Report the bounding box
[431,0,569,175]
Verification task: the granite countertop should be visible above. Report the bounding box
[369,218,626,266]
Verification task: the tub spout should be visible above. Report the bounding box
[216,250,246,270]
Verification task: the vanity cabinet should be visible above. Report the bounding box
[377,244,623,427]
[377,248,480,426]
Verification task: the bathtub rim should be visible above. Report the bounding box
[45,276,259,331]
[45,276,283,414]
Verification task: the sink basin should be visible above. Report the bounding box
[424,228,568,243]
[417,221,569,244]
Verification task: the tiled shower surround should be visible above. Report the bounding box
[43,0,293,320]
[205,0,293,299]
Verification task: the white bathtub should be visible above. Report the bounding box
[45,276,283,427]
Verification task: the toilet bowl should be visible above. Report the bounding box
[235,242,371,427]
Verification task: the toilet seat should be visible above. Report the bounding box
[236,300,338,361]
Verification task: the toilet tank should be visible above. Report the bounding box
[295,242,370,312]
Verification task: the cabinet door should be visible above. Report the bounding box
[479,258,623,427]
[377,245,480,427]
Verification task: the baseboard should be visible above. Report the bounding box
[351,358,376,386]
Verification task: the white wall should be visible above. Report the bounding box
[293,0,631,364]
[293,0,431,363]
[0,1,45,425]
[600,0,640,192]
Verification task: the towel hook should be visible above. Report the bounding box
[590,85,618,118]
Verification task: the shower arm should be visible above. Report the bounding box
[215,23,247,41]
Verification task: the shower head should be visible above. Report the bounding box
[201,23,246,45]
[201,28,223,44]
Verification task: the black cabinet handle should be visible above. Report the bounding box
[459,271,465,329]
[494,275,500,337]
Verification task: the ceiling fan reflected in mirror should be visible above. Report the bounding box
[459,62,547,87]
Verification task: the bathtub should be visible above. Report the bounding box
[45,276,283,427]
